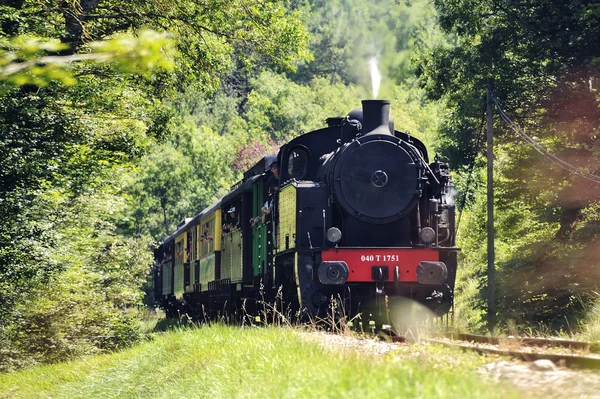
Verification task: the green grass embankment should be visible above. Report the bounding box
[0,325,522,398]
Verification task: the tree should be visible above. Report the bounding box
[416,0,600,174]
[0,0,310,369]
[129,122,235,240]
[415,0,600,330]
[291,0,439,88]
[415,0,600,237]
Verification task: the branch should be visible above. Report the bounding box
[82,12,238,40]
[0,53,111,75]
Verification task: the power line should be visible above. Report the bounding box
[492,94,600,185]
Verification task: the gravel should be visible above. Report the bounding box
[479,359,600,399]
[302,331,600,398]
[303,331,405,356]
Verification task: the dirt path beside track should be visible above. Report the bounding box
[303,331,600,399]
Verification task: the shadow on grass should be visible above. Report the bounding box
[151,316,200,333]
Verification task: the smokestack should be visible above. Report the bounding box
[361,100,391,135]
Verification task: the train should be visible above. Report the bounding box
[153,99,458,326]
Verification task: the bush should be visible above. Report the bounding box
[0,183,154,372]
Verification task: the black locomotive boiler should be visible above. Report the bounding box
[153,100,458,325]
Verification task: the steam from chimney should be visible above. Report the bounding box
[446,186,457,207]
[367,57,381,99]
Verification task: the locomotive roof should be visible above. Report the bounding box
[200,197,222,219]
[161,215,198,245]
[222,174,261,204]
[243,155,277,181]
[160,198,221,244]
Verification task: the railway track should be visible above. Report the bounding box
[378,330,600,370]
[440,332,600,351]
[428,332,600,370]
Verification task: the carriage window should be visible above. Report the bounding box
[287,147,309,179]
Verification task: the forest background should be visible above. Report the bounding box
[0,0,598,371]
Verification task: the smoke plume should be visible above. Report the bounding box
[367,57,381,98]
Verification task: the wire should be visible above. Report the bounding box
[403,140,440,185]
[492,94,600,185]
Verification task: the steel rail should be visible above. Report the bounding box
[429,339,600,370]
[440,332,599,351]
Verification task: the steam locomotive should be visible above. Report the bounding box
[153,100,458,325]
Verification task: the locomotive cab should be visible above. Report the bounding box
[275,100,459,319]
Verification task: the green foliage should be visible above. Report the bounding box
[418,0,600,332]
[244,71,366,141]
[290,0,438,86]
[416,0,600,177]
[452,159,560,332]
[1,0,310,90]
[88,30,176,76]
[0,31,175,89]
[0,0,312,370]
[390,78,446,156]
[129,123,235,239]
[453,148,600,333]
[0,174,154,372]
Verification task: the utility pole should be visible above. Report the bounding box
[486,79,496,332]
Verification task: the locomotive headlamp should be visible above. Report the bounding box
[326,227,342,244]
[420,227,436,244]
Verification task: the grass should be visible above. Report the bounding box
[0,325,524,399]
[577,295,600,342]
